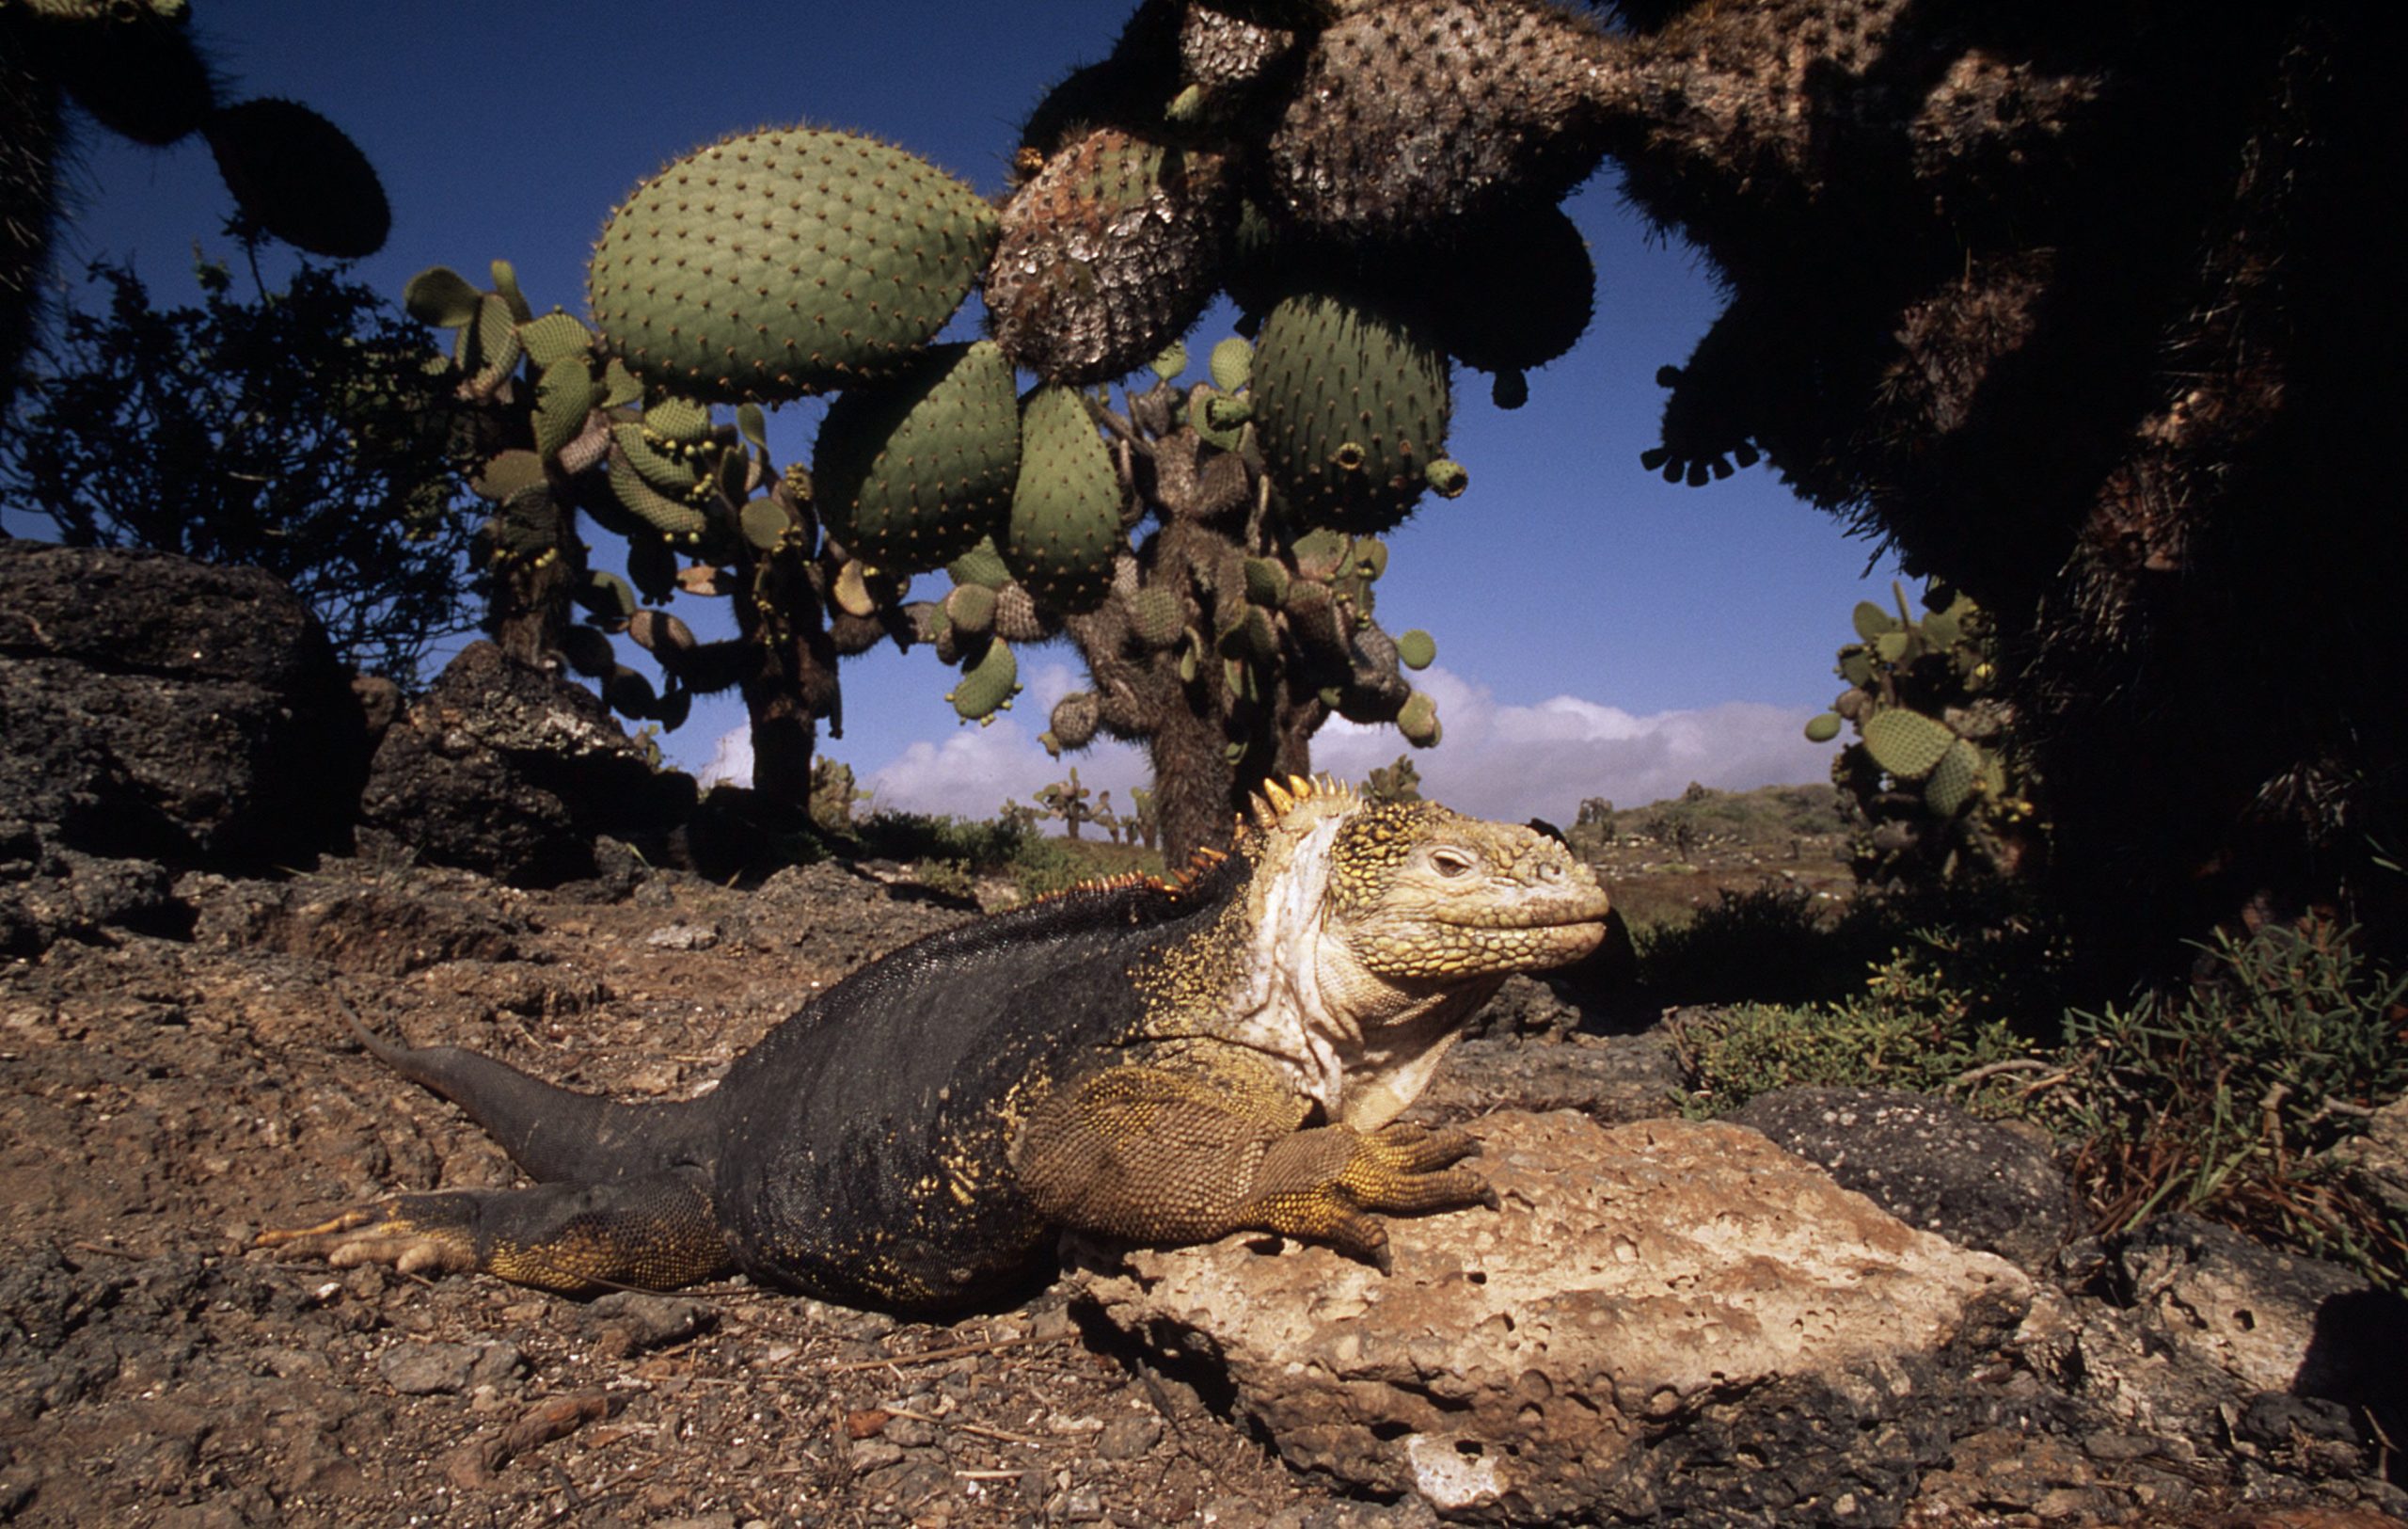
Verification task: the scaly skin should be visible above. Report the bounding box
[261,778,1611,1311]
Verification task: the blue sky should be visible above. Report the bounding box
[31,0,1902,825]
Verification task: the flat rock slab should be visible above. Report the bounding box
[1074,1111,2033,1524]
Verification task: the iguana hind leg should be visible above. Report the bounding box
[1015,1065,1496,1272]
[258,1168,728,1294]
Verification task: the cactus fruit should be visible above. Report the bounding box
[1264,0,1610,243]
[1804,710,1845,744]
[813,341,1021,574]
[1397,691,1442,747]
[1004,384,1121,611]
[587,126,996,403]
[1252,291,1451,532]
[948,637,1020,721]
[986,127,1237,385]
[1425,459,1468,498]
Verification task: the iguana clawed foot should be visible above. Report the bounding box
[255,1198,481,1278]
[256,1172,727,1293]
[1246,1120,1496,1273]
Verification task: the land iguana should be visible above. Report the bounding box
[262,778,1612,1313]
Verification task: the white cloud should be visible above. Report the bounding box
[1308,667,1835,824]
[696,661,1155,826]
[695,662,1835,828]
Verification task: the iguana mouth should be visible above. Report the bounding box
[1428,906,1611,932]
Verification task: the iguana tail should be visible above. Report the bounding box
[336,1000,720,1186]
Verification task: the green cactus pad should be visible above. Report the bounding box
[1123,585,1187,648]
[1209,336,1254,394]
[943,581,999,636]
[1242,557,1291,608]
[204,99,391,260]
[948,639,1020,721]
[532,358,604,461]
[1291,529,1349,581]
[1861,709,1956,781]
[611,422,705,498]
[1150,341,1189,382]
[575,569,638,624]
[814,342,1021,575]
[588,126,997,403]
[1190,389,1248,454]
[1253,291,1450,533]
[739,497,792,552]
[1396,629,1436,671]
[641,397,712,448]
[946,537,1013,591]
[607,456,708,540]
[1397,691,1442,747]
[1838,648,1876,688]
[458,294,523,391]
[518,312,594,370]
[1925,739,1980,817]
[1804,711,1845,744]
[404,267,483,329]
[1852,600,1902,641]
[1004,385,1121,611]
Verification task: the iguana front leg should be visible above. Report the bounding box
[1013,1064,1496,1271]
[258,1170,730,1294]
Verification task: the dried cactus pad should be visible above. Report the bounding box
[588,127,998,403]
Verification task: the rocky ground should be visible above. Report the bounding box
[2,850,2402,1528]
[0,854,1342,1526]
[4,544,2402,1526]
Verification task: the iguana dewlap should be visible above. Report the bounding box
[263,778,1612,1313]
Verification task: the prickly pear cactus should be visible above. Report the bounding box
[986,126,1237,386]
[813,341,1022,575]
[1263,0,1611,242]
[1005,384,1121,611]
[1251,290,1451,532]
[587,126,997,402]
[1808,583,2039,886]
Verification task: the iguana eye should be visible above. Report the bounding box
[1430,849,1475,878]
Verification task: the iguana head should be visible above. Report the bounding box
[1321,798,1613,980]
[1193,777,1614,1127]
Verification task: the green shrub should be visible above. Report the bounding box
[1669,936,2036,1117]
[2054,917,2408,1284]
